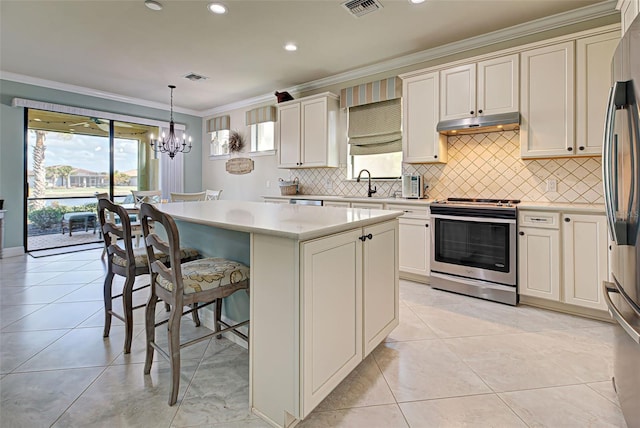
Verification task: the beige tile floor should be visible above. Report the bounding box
[0,248,628,427]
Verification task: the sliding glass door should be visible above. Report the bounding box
[25,110,158,251]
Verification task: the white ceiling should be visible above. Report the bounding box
[0,0,617,115]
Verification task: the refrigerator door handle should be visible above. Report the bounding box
[603,85,616,241]
[603,281,640,344]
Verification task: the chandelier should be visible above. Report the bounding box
[150,85,192,159]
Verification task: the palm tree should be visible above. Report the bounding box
[57,165,74,189]
[31,131,47,209]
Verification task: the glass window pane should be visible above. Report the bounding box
[351,151,402,179]
[211,130,230,155]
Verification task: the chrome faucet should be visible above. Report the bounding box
[356,169,377,197]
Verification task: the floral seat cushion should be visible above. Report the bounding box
[157,257,250,294]
[112,247,199,269]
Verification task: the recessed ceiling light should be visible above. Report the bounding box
[144,0,163,11]
[207,3,227,14]
[409,0,426,3]
[284,43,298,52]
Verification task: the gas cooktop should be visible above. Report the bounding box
[432,198,521,207]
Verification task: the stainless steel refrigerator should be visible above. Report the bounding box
[602,13,640,428]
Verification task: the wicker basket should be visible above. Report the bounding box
[279,177,299,196]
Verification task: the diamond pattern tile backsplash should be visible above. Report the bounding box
[289,131,603,204]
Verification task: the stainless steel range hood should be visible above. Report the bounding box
[436,112,520,135]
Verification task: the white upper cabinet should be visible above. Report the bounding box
[440,54,519,121]
[278,93,339,169]
[521,30,619,159]
[401,71,447,163]
[618,0,639,35]
[576,32,619,156]
[520,42,575,158]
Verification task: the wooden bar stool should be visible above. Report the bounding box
[97,198,200,354]
[139,202,250,405]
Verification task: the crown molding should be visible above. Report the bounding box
[288,0,619,94]
[0,71,201,116]
[2,0,620,118]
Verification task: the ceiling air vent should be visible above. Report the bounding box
[342,0,383,18]
[183,72,209,82]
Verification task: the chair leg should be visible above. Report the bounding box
[167,304,182,406]
[215,298,223,339]
[144,293,158,375]
[103,272,114,338]
[122,276,135,354]
[191,303,201,327]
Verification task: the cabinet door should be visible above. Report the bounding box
[278,103,301,168]
[398,217,430,277]
[362,220,399,356]
[576,32,619,156]
[562,214,608,310]
[518,227,560,301]
[520,42,575,158]
[477,54,519,116]
[619,0,639,35]
[301,229,362,416]
[440,64,476,121]
[402,72,447,163]
[301,97,328,167]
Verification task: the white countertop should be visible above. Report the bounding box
[157,200,402,241]
[264,194,605,213]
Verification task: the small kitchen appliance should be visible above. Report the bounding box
[402,175,424,199]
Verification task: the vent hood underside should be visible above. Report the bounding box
[436,112,520,135]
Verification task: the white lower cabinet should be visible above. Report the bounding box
[562,214,608,310]
[518,210,608,312]
[518,226,561,301]
[323,201,350,208]
[387,204,430,280]
[301,228,363,416]
[300,220,398,417]
[362,221,399,356]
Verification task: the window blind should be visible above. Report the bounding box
[206,115,230,133]
[246,106,277,125]
[348,98,402,155]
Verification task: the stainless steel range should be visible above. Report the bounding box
[429,198,519,305]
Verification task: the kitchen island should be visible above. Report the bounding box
[156,200,402,427]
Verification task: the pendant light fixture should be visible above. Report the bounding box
[150,85,192,159]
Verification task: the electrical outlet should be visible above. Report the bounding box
[266,180,270,188]
[325,178,333,191]
[546,178,557,192]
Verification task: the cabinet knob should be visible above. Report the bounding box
[425,224,429,228]
[470,110,475,115]
[567,147,573,152]
[366,233,373,240]
[564,217,571,222]
[434,155,438,159]
[478,109,483,114]
[579,146,585,151]
[519,231,525,236]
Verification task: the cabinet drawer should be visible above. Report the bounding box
[324,201,351,208]
[385,204,429,219]
[518,210,560,229]
[352,202,385,209]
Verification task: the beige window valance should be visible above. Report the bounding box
[246,106,277,125]
[206,115,230,133]
[340,77,402,109]
[348,98,402,156]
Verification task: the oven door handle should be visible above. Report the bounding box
[430,214,516,224]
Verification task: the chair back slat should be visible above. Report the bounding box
[139,202,184,297]
[170,191,206,202]
[132,190,162,205]
[204,189,222,200]
[98,198,136,267]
